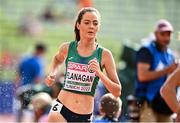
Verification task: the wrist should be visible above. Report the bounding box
[96,70,103,77]
[163,67,169,75]
[49,71,56,76]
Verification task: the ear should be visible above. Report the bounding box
[97,23,101,32]
[154,31,158,36]
[97,26,100,32]
[99,106,105,115]
[76,22,80,30]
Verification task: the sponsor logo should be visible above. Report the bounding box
[68,61,94,73]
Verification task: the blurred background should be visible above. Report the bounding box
[0,0,180,122]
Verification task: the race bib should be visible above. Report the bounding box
[64,62,95,92]
[51,100,63,113]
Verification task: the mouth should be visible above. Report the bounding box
[87,31,94,34]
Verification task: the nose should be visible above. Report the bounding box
[89,22,94,28]
[165,35,171,41]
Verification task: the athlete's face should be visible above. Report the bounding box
[155,31,172,48]
[76,12,100,40]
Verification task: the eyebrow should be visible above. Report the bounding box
[83,19,98,22]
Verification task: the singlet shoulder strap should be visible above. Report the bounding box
[65,41,77,64]
[96,44,103,71]
[70,40,77,50]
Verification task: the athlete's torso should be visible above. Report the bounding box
[58,41,103,114]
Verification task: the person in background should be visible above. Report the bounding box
[15,43,46,121]
[135,19,178,122]
[79,0,93,8]
[93,82,107,116]
[19,13,43,36]
[161,67,180,122]
[16,43,46,87]
[94,93,122,122]
[31,92,52,122]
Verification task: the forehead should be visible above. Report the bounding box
[81,12,99,21]
[158,31,171,35]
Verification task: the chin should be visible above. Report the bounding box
[87,36,95,40]
[164,42,170,46]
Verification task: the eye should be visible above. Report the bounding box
[84,21,90,25]
[93,22,98,26]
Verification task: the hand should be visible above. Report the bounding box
[45,74,55,87]
[165,63,178,74]
[88,58,101,76]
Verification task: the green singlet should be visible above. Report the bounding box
[62,41,103,96]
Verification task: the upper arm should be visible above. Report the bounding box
[137,48,152,77]
[102,49,120,85]
[137,63,151,74]
[54,42,70,63]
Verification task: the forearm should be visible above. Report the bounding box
[161,86,179,113]
[139,69,167,82]
[98,71,121,97]
[46,43,68,86]
[49,56,63,75]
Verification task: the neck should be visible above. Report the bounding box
[78,39,96,50]
[155,41,167,51]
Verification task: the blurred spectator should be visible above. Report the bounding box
[93,82,107,115]
[19,13,43,36]
[0,50,11,68]
[79,0,93,9]
[15,43,46,87]
[94,93,122,122]
[117,45,136,121]
[135,19,178,122]
[15,43,46,121]
[126,95,140,122]
[161,67,180,122]
[41,5,56,22]
[30,92,52,122]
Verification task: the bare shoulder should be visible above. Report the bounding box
[102,48,113,59]
[56,42,70,60]
[59,42,70,52]
[101,48,114,65]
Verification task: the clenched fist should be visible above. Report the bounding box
[45,74,55,87]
